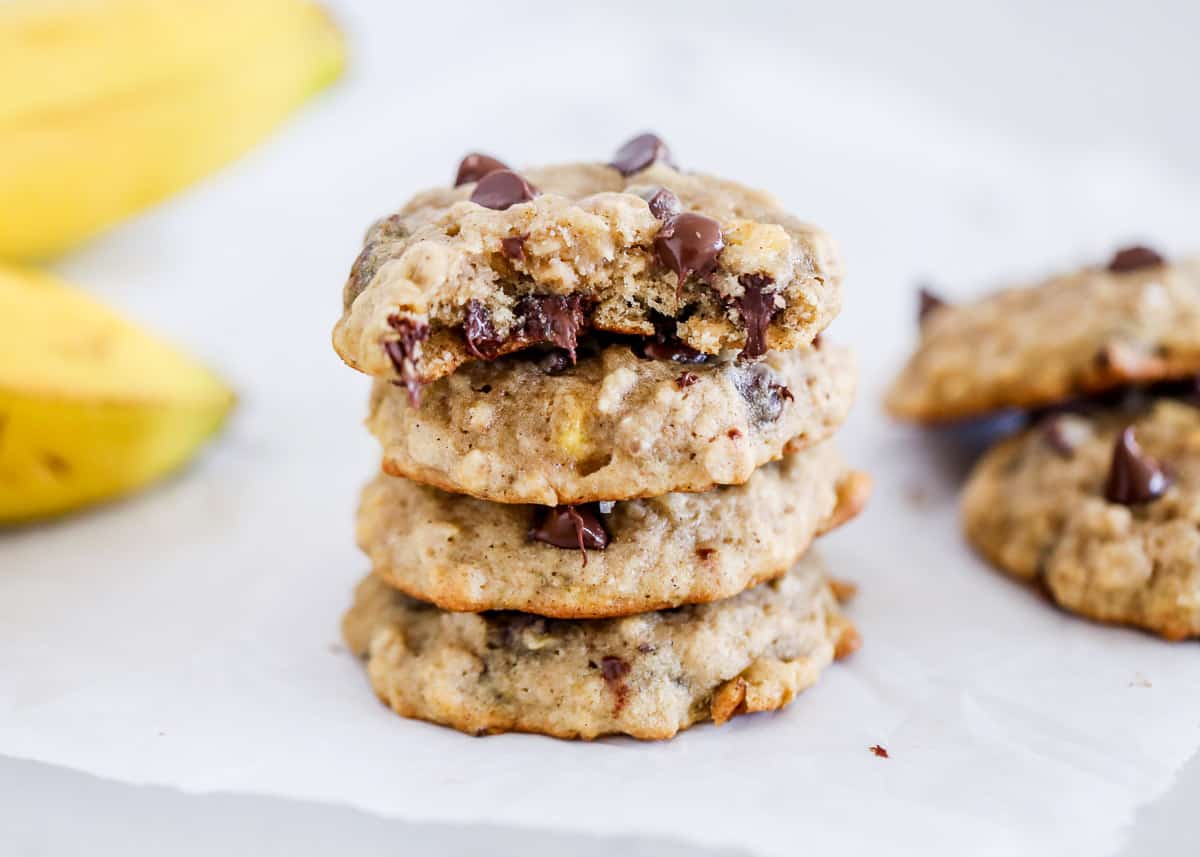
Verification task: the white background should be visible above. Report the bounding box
[3,1,1199,854]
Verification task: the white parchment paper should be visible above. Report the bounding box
[2,3,1198,854]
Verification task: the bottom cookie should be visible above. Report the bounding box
[343,552,858,740]
[963,399,1200,640]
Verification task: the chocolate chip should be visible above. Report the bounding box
[634,186,681,220]
[529,503,610,564]
[600,655,630,682]
[1107,245,1166,273]
[469,170,539,210]
[1150,374,1200,407]
[514,295,587,361]
[383,316,429,407]
[727,428,742,439]
[462,296,588,364]
[634,312,710,363]
[454,153,509,186]
[462,300,503,360]
[675,372,699,389]
[918,287,947,323]
[734,363,790,424]
[643,336,705,360]
[1040,416,1078,458]
[1104,427,1171,504]
[696,547,716,560]
[736,274,780,360]
[500,234,526,261]
[610,133,675,176]
[639,340,708,362]
[654,212,724,295]
[538,349,571,375]
[599,655,631,715]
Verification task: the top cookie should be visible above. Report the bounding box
[332,134,842,400]
[887,247,1200,423]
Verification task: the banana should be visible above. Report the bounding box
[0,265,234,523]
[0,0,345,261]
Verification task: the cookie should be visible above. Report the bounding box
[332,134,842,401]
[342,551,859,740]
[887,247,1200,423]
[357,439,870,618]
[366,338,856,506]
[963,398,1200,640]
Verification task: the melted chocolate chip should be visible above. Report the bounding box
[1107,245,1166,273]
[515,295,587,361]
[1150,374,1200,407]
[500,234,526,261]
[918,287,947,323]
[639,340,708,362]
[654,212,724,296]
[461,296,588,363]
[599,655,631,715]
[634,312,710,363]
[463,300,504,360]
[600,655,630,682]
[736,274,780,360]
[529,503,610,564]
[610,133,675,176]
[734,363,790,424]
[470,170,539,210]
[676,371,699,389]
[1104,427,1171,504]
[634,186,681,220]
[538,349,571,375]
[454,153,509,186]
[383,317,429,407]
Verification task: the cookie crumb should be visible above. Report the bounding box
[869,744,889,758]
[829,579,858,603]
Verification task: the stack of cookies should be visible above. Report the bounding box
[333,134,869,739]
[889,247,1200,641]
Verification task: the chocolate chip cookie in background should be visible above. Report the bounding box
[342,551,860,741]
[334,134,867,738]
[333,132,843,404]
[890,245,1199,639]
[963,400,1198,640]
[887,247,1200,423]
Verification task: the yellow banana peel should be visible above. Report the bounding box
[0,0,346,261]
[0,265,235,523]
